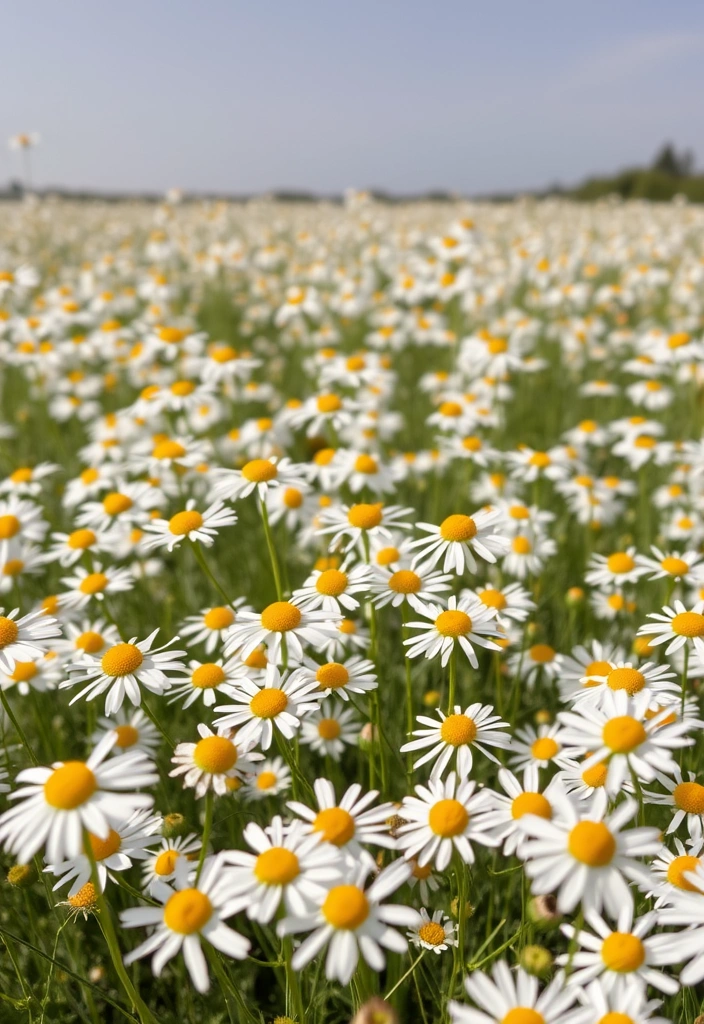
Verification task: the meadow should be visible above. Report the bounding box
[0,192,704,1024]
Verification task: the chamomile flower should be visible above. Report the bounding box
[510,722,573,770]
[300,700,360,759]
[143,499,237,551]
[407,907,457,953]
[481,766,565,856]
[63,629,187,714]
[508,642,562,687]
[0,732,157,864]
[0,651,61,694]
[92,708,160,756]
[637,599,704,659]
[168,656,246,709]
[586,548,647,589]
[76,481,159,531]
[213,663,320,750]
[55,618,120,662]
[169,724,263,798]
[401,703,510,779]
[448,963,582,1024]
[60,562,135,610]
[369,564,453,612]
[636,546,703,583]
[287,778,397,867]
[502,533,557,579]
[222,599,340,664]
[317,502,414,557]
[292,562,372,614]
[558,640,625,699]
[643,768,704,852]
[141,833,202,895]
[0,497,48,544]
[567,661,679,709]
[403,594,503,668]
[214,456,307,502]
[289,654,378,702]
[409,509,508,575]
[243,757,291,801]
[517,794,661,917]
[221,815,343,923]
[277,858,418,985]
[179,600,251,655]
[569,980,672,1024]
[397,771,498,870]
[471,581,535,625]
[0,607,61,673]
[47,526,113,566]
[121,855,250,994]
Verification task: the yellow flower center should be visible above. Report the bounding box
[603,716,646,753]
[673,781,704,814]
[528,452,551,468]
[661,556,689,576]
[606,668,645,694]
[672,612,704,637]
[102,492,133,516]
[317,718,342,740]
[582,761,608,788]
[10,468,33,483]
[81,468,99,484]
[101,643,144,677]
[152,440,187,460]
[193,735,238,773]
[114,724,139,748]
[169,510,204,535]
[667,854,701,890]
[170,380,195,397]
[260,601,302,632]
[440,714,477,746]
[376,546,400,566]
[10,661,37,683]
[583,660,612,681]
[347,503,383,529]
[208,343,237,362]
[245,648,268,669]
[312,806,356,845]
[256,771,278,790]
[606,553,635,574]
[322,885,369,929]
[68,882,97,909]
[204,606,235,631]
[354,454,378,475]
[600,932,645,972]
[439,514,477,542]
[511,793,552,820]
[154,849,180,876]
[254,847,300,885]
[242,459,277,483]
[435,610,472,637]
[316,569,348,596]
[250,688,288,718]
[512,536,532,554]
[531,737,559,760]
[509,505,530,520]
[418,921,446,945]
[568,821,616,866]
[0,514,20,539]
[389,570,421,594]
[598,1015,633,1024]
[668,332,690,349]
[0,617,19,648]
[73,630,103,654]
[79,572,109,595]
[87,828,121,860]
[462,436,482,452]
[501,1011,544,1024]
[283,487,303,508]
[529,644,555,664]
[428,798,469,837]
[634,435,656,449]
[191,664,226,689]
[67,529,97,550]
[163,889,213,934]
[44,762,97,809]
[316,394,342,413]
[316,663,350,690]
[439,401,463,417]
[478,589,507,610]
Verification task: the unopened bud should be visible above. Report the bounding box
[350,997,399,1024]
[423,689,441,707]
[359,723,378,750]
[534,709,552,725]
[520,944,552,977]
[7,863,36,888]
[162,813,188,838]
[566,587,584,606]
[88,966,105,983]
[450,897,474,920]
[528,894,562,927]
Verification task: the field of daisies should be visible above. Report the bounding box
[2,193,704,1024]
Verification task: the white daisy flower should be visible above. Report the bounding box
[60,563,135,610]
[141,833,202,895]
[0,651,62,695]
[636,545,704,583]
[470,581,535,625]
[0,497,48,545]
[480,766,566,856]
[221,815,342,923]
[510,722,573,771]
[243,757,291,802]
[407,907,457,953]
[213,663,320,749]
[637,599,704,659]
[585,548,647,589]
[403,595,503,668]
[75,481,160,531]
[169,724,263,798]
[502,533,557,579]
[47,526,114,567]
[277,858,419,985]
[180,600,251,655]
[643,768,704,853]
[567,661,679,709]
[317,501,414,557]
[222,598,340,665]
[0,732,157,864]
[300,699,360,760]
[557,640,627,700]
[397,771,498,870]
[63,629,186,714]
[142,499,237,551]
[92,708,160,756]
[0,463,58,497]
[507,642,562,688]
[54,618,120,662]
[213,455,307,502]
[168,655,248,709]
[0,606,61,673]
[292,562,373,614]
[649,838,704,907]
[401,703,510,779]
[569,979,671,1024]
[121,854,250,994]
[409,509,509,575]
[289,654,378,702]
[369,564,453,612]
[449,962,582,1024]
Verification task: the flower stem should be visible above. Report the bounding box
[0,687,39,765]
[190,539,239,612]
[259,497,283,601]
[447,645,457,713]
[195,789,214,883]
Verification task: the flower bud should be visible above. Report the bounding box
[350,997,399,1024]
[566,586,585,606]
[520,944,552,977]
[7,863,36,888]
[527,894,562,928]
[162,813,188,838]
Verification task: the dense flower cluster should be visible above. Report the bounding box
[1,192,704,1023]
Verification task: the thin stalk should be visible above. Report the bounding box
[195,789,214,882]
[190,539,239,612]
[259,497,283,600]
[447,645,457,713]
[0,688,39,764]
[384,951,424,1000]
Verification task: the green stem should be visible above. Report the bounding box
[384,951,424,1000]
[0,687,39,764]
[284,937,305,1024]
[402,602,415,782]
[196,789,214,882]
[259,497,283,601]
[190,539,239,612]
[447,645,457,713]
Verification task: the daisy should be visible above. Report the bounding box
[168,655,247,709]
[47,526,114,567]
[502,533,557,580]
[509,722,573,770]
[75,481,159,532]
[287,778,397,867]
[46,808,162,897]
[92,708,160,756]
[567,661,679,709]
[449,962,582,1024]
[649,838,704,906]
[569,979,672,1024]
[290,654,378,702]
[0,542,49,593]
[407,907,457,954]
[557,691,694,795]
[243,757,291,802]
[409,509,508,575]
[0,732,157,865]
[141,833,202,895]
[277,858,419,985]
[292,562,373,614]
[60,563,135,610]
[121,854,250,994]
[169,724,263,798]
[481,766,565,856]
[506,446,571,483]
[54,618,120,662]
[179,600,251,655]
[585,548,647,589]
[0,497,48,544]
[0,652,62,695]
[517,794,660,917]
[369,564,453,613]
[0,607,61,673]
[213,456,307,503]
[323,617,371,660]
[636,545,704,583]
[643,768,704,852]
[637,599,704,659]
[317,502,414,557]
[63,629,187,714]
[213,663,320,750]
[471,581,535,625]
[403,595,503,668]
[143,499,237,551]
[558,640,624,695]
[221,815,343,923]
[400,703,510,779]
[397,771,498,870]
[558,906,680,996]
[0,463,58,498]
[222,599,340,664]
[507,642,562,688]
[300,699,360,759]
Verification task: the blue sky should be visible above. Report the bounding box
[3,0,704,194]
